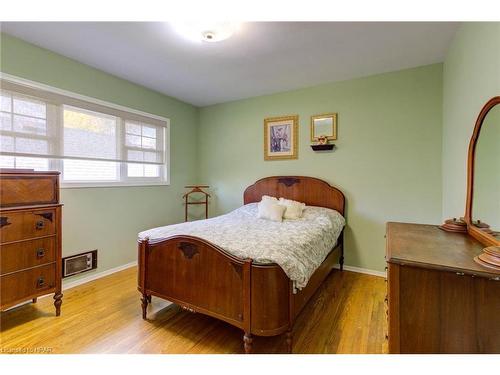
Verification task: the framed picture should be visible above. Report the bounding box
[264,115,298,160]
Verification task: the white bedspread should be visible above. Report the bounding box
[138,203,345,290]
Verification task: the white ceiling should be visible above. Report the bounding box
[1,22,458,107]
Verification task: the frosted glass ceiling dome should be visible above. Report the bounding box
[171,21,241,43]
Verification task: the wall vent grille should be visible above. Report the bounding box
[62,250,97,278]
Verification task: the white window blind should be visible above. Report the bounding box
[0,90,55,171]
[0,78,169,186]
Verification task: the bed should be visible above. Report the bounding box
[137,176,345,353]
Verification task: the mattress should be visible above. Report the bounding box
[138,203,345,290]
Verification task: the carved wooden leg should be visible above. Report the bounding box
[339,254,345,271]
[243,333,253,354]
[53,293,63,316]
[141,294,149,319]
[285,330,293,354]
[32,297,37,303]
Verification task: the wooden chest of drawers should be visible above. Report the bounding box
[386,222,500,353]
[0,169,63,315]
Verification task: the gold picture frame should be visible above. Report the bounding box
[264,115,298,160]
[310,113,338,142]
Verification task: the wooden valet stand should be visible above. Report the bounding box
[183,185,210,222]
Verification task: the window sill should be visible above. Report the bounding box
[61,181,170,189]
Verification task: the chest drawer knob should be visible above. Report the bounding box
[0,216,11,228]
[35,220,45,230]
[36,248,46,258]
[36,277,45,288]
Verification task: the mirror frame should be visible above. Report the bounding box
[464,96,500,247]
[310,113,338,142]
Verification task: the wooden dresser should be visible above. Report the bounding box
[385,222,500,353]
[0,169,63,315]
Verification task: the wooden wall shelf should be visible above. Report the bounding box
[310,144,335,151]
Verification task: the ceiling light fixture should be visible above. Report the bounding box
[171,21,241,43]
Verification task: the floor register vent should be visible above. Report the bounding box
[62,250,98,278]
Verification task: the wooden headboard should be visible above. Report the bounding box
[243,176,345,216]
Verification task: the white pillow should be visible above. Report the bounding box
[279,198,306,220]
[257,199,286,222]
[261,195,278,202]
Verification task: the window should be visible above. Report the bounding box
[125,121,162,178]
[0,91,53,171]
[62,106,120,182]
[0,77,169,187]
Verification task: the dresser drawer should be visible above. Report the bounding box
[0,264,56,308]
[0,172,59,208]
[1,237,56,275]
[0,208,57,243]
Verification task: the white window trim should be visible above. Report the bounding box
[0,72,171,189]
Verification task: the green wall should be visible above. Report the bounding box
[198,64,444,272]
[0,33,199,284]
[7,24,495,275]
[442,22,500,221]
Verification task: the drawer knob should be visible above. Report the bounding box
[36,248,46,258]
[35,220,45,230]
[36,277,45,288]
[0,216,11,228]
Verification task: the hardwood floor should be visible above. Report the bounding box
[0,266,388,354]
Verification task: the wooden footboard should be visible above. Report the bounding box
[138,235,252,331]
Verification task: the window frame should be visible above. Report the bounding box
[121,119,166,183]
[0,73,171,189]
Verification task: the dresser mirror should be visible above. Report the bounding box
[463,97,500,270]
[472,102,499,238]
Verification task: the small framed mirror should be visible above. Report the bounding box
[310,113,337,142]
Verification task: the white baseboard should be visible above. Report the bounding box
[334,264,386,278]
[62,261,138,291]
